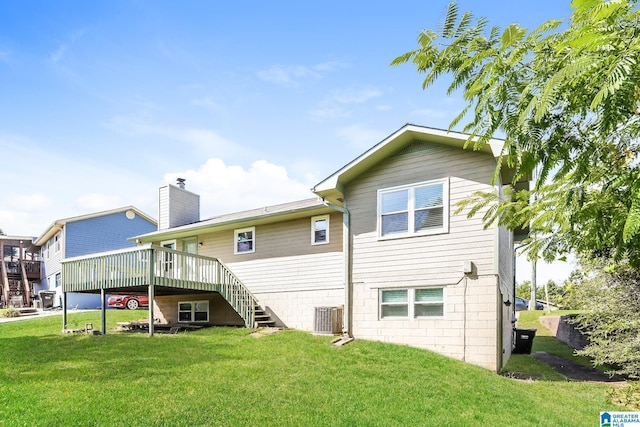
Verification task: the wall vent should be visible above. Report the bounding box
[313,306,344,335]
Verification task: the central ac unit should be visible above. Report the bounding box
[313,306,344,335]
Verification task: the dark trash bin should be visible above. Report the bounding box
[513,328,537,354]
[40,291,56,309]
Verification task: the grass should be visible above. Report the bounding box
[504,309,607,379]
[0,310,631,426]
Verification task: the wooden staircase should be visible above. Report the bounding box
[254,305,276,328]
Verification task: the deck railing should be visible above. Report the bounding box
[22,260,42,280]
[62,245,257,327]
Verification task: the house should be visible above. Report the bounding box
[0,235,41,308]
[35,206,157,309]
[61,124,522,371]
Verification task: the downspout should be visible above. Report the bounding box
[322,200,352,338]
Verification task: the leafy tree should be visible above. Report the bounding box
[0,228,4,236]
[568,258,640,379]
[515,281,531,299]
[392,0,640,265]
[393,0,640,377]
[516,279,566,306]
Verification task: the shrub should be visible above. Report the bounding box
[571,259,640,379]
[0,307,20,318]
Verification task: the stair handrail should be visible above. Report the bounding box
[151,245,257,327]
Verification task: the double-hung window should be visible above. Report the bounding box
[380,288,445,319]
[234,227,255,254]
[378,178,448,238]
[311,215,329,245]
[178,301,209,322]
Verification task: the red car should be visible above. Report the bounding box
[107,295,149,310]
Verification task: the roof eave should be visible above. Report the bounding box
[312,124,510,196]
[131,202,333,243]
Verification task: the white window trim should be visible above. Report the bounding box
[379,287,446,320]
[377,178,449,240]
[178,300,209,323]
[160,240,176,271]
[311,214,330,245]
[161,240,177,249]
[54,233,61,253]
[234,226,255,254]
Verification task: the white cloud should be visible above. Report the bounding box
[50,44,68,64]
[330,88,382,104]
[163,158,314,218]
[0,48,13,64]
[75,193,122,212]
[104,116,246,158]
[308,105,350,120]
[336,125,386,152]
[310,87,384,121]
[411,108,451,120]
[192,96,226,114]
[257,61,345,86]
[5,193,52,211]
[0,210,34,236]
[49,28,87,64]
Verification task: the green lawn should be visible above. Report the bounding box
[0,310,629,426]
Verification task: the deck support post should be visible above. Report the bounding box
[148,283,155,337]
[62,292,68,330]
[101,288,106,335]
[148,247,155,337]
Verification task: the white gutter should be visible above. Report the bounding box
[322,200,352,337]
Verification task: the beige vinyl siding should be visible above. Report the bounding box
[197,212,343,263]
[189,212,345,330]
[228,252,343,294]
[346,142,502,370]
[347,145,499,287]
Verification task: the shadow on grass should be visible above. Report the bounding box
[0,329,240,386]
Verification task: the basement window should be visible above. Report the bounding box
[380,287,445,319]
[178,301,209,322]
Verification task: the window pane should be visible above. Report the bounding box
[237,241,253,252]
[382,289,408,303]
[382,305,408,317]
[179,303,192,311]
[314,219,327,243]
[415,304,444,317]
[178,312,192,322]
[415,185,443,208]
[381,190,408,214]
[194,311,208,321]
[237,231,253,242]
[194,302,208,312]
[415,207,443,231]
[314,219,327,231]
[415,288,443,302]
[382,213,408,235]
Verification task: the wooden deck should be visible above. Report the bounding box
[61,244,258,335]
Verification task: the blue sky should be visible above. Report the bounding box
[0,1,574,282]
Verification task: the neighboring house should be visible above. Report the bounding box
[35,206,157,309]
[0,235,41,308]
[61,124,524,372]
